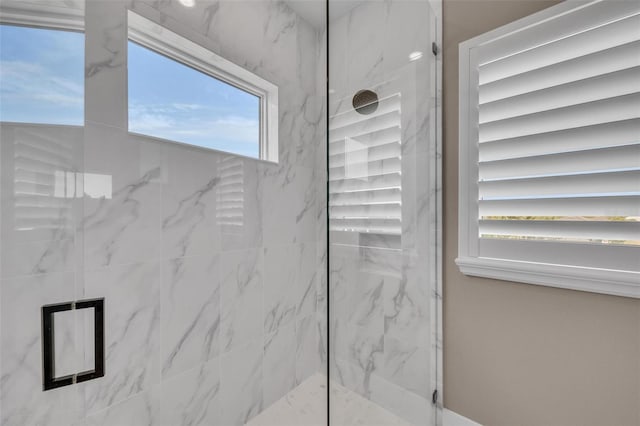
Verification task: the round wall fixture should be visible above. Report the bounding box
[352,89,379,115]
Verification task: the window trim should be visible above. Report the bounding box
[0,3,279,163]
[0,1,83,32]
[127,11,278,162]
[457,0,640,298]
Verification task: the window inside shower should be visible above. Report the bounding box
[0,1,442,425]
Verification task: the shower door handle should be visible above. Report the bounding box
[42,298,105,391]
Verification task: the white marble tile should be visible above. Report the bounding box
[133,0,223,50]
[84,0,128,128]
[83,174,162,269]
[331,320,384,399]
[247,373,328,426]
[347,271,385,331]
[263,243,315,334]
[217,157,263,251]
[359,246,403,279]
[295,313,320,386]
[0,124,83,278]
[81,261,161,414]
[263,322,296,408]
[328,244,358,318]
[262,164,316,246]
[315,242,327,317]
[332,379,415,426]
[330,245,385,333]
[384,254,431,349]
[84,390,156,426]
[220,1,299,87]
[296,13,320,94]
[278,89,323,170]
[160,254,220,378]
[381,336,431,399]
[327,1,440,414]
[1,231,76,279]
[248,373,415,426]
[0,0,453,424]
[82,123,138,189]
[263,244,296,333]
[316,311,328,374]
[344,1,387,93]
[296,243,318,318]
[154,357,221,426]
[0,272,83,426]
[83,125,163,269]
[219,248,263,353]
[160,143,220,260]
[327,10,347,99]
[220,338,264,426]
[370,373,433,426]
[382,1,431,81]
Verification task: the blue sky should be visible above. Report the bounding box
[0,24,260,158]
[0,25,84,125]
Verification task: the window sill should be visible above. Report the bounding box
[127,131,280,166]
[455,256,640,298]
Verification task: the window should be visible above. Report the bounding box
[0,24,84,125]
[127,11,278,162]
[458,0,640,298]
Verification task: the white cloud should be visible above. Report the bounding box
[0,60,83,107]
[171,103,204,111]
[129,102,260,147]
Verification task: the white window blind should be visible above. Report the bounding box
[329,93,402,235]
[12,126,78,231]
[216,157,244,228]
[458,0,640,298]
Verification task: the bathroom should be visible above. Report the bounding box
[0,0,638,425]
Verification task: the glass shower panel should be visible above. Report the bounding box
[0,1,86,424]
[2,0,330,425]
[328,1,441,425]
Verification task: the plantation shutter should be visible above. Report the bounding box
[216,157,244,228]
[12,127,78,231]
[329,93,402,235]
[475,1,640,246]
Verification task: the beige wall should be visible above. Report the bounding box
[442,1,640,425]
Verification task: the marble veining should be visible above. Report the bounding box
[162,176,220,259]
[220,339,264,426]
[0,272,82,426]
[83,167,162,268]
[0,0,442,424]
[82,261,161,414]
[161,255,220,378]
[328,0,440,424]
[220,248,263,354]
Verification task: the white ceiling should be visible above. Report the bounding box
[284,0,366,29]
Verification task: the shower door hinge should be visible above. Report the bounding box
[432,42,438,56]
[432,389,439,405]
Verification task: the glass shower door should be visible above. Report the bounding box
[0,2,87,423]
[327,1,441,425]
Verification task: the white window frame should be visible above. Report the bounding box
[127,11,278,163]
[0,1,83,31]
[0,3,279,163]
[457,0,640,298]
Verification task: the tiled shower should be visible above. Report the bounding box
[0,0,442,425]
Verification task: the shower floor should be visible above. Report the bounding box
[247,373,413,426]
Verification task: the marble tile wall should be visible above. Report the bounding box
[0,0,327,425]
[327,1,441,425]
